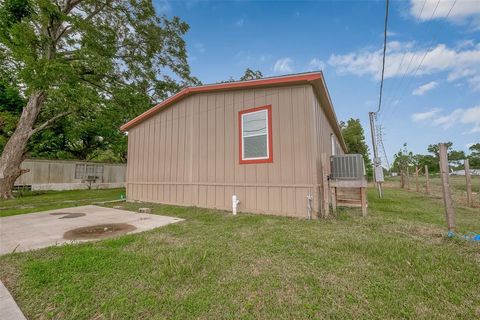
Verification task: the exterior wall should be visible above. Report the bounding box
[310,86,345,214]
[126,85,327,218]
[14,159,126,191]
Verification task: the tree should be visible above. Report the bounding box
[467,143,480,168]
[427,142,453,157]
[222,68,263,83]
[392,143,414,173]
[239,68,263,81]
[340,118,372,178]
[0,80,24,152]
[0,0,196,198]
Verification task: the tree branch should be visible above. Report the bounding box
[30,112,70,137]
[63,0,84,14]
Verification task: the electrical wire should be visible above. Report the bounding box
[380,0,458,122]
[379,0,441,120]
[376,0,390,113]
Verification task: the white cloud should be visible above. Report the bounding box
[273,58,293,73]
[412,81,438,95]
[412,106,480,133]
[412,108,440,122]
[307,58,326,71]
[235,19,244,27]
[328,41,480,90]
[410,0,480,27]
[194,42,206,53]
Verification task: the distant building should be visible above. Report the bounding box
[15,159,126,191]
[451,169,480,176]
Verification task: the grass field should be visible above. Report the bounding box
[0,188,125,217]
[0,187,479,319]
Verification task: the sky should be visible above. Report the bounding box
[154,0,480,166]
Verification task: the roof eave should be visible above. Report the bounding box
[120,73,323,131]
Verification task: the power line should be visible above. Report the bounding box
[379,0,441,121]
[380,0,458,122]
[369,0,390,198]
[376,0,390,113]
[378,0,427,114]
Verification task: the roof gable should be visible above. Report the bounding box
[120,72,347,152]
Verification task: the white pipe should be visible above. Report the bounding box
[232,195,240,215]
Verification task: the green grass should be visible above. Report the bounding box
[0,187,479,319]
[0,188,125,217]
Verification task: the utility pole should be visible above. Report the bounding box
[377,125,390,170]
[369,112,383,198]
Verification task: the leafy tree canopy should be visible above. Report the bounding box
[0,0,198,162]
[222,68,263,83]
[340,118,372,177]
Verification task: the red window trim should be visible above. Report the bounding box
[238,105,273,164]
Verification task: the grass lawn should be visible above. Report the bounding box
[0,187,479,319]
[0,188,126,217]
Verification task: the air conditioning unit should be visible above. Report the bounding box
[330,154,366,180]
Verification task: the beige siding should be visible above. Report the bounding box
[127,84,341,218]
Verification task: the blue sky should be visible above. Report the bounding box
[154,0,480,165]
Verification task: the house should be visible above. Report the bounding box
[121,72,347,218]
[15,159,126,191]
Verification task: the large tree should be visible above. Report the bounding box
[0,0,196,198]
[468,143,480,168]
[340,118,372,178]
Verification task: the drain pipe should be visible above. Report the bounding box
[232,195,240,215]
[307,194,313,220]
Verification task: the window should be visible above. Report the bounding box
[95,165,104,179]
[86,165,95,178]
[75,164,85,179]
[239,105,273,164]
[74,164,104,179]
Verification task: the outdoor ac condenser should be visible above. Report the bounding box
[330,154,366,180]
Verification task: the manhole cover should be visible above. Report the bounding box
[50,212,86,219]
[63,223,137,240]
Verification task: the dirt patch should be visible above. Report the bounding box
[63,223,136,240]
[50,212,86,219]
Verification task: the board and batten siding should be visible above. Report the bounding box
[126,84,341,218]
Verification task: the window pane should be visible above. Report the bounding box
[86,165,95,177]
[75,164,85,179]
[242,110,267,137]
[244,134,268,158]
[95,165,104,178]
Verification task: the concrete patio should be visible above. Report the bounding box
[0,205,183,255]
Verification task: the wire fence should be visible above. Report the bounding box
[383,173,480,209]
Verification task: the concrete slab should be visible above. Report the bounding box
[0,205,183,255]
[0,281,26,320]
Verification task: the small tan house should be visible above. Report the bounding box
[121,72,346,218]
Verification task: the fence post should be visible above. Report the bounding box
[464,159,473,207]
[424,165,430,194]
[415,166,419,192]
[406,167,410,190]
[400,170,405,188]
[439,143,456,233]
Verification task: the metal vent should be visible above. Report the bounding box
[330,154,366,180]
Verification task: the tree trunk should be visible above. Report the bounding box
[0,91,45,199]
